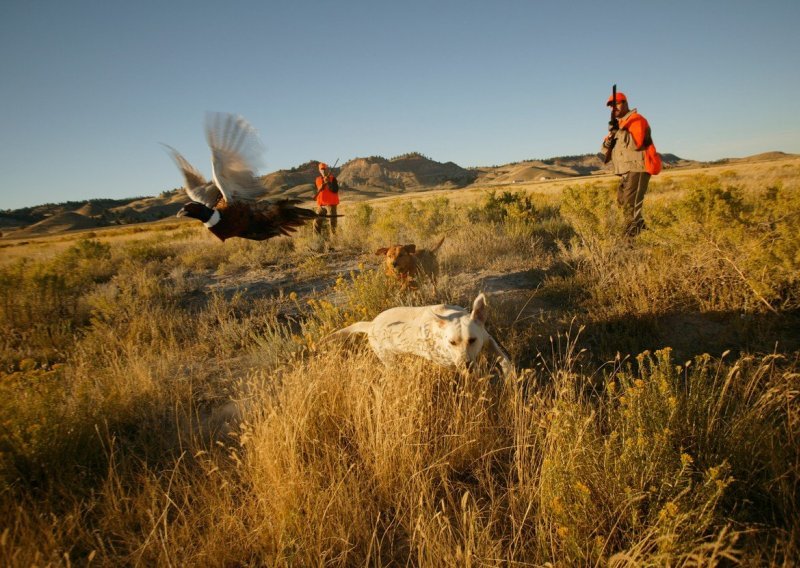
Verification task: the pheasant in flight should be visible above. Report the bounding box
[167,113,318,241]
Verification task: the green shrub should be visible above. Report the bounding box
[349,202,375,230]
[467,190,538,224]
[559,182,620,246]
[651,182,800,311]
[372,198,457,245]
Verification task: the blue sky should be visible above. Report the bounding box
[1,0,799,210]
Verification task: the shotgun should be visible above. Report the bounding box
[603,84,618,164]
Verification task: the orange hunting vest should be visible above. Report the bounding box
[618,111,662,175]
[315,174,340,206]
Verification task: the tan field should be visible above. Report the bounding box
[1,153,799,565]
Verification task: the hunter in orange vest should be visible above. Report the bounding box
[602,91,662,237]
[314,162,340,235]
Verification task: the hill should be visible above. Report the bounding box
[260,153,477,202]
[1,193,186,238]
[339,153,477,190]
[707,150,795,164]
[11,211,106,237]
[107,191,186,222]
[260,160,321,197]
[475,153,693,185]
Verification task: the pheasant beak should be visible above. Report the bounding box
[177,207,189,218]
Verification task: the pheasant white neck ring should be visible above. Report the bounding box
[204,209,221,228]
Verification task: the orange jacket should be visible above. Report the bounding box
[618,111,650,148]
[603,109,662,175]
[315,174,340,206]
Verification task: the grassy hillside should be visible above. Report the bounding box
[0,150,710,238]
[1,157,799,566]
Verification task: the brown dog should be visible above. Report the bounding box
[375,236,445,288]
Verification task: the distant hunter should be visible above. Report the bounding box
[601,89,662,237]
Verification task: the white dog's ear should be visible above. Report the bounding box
[433,311,448,328]
[471,293,488,324]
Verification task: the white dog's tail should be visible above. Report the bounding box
[330,321,373,337]
[317,321,373,349]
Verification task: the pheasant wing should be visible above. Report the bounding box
[205,113,266,204]
[162,144,221,208]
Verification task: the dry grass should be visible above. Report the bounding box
[1,157,799,566]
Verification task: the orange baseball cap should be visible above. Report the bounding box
[606,92,627,106]
[318,162,328,170]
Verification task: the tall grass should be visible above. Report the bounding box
[1,162,798,565]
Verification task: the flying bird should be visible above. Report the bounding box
[166,113,318,241]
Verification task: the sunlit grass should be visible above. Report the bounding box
[1,158,798,565]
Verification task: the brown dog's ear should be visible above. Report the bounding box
[375,247,389,256]
[402,244,417,254]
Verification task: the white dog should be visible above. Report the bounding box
[330,293,513,376]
